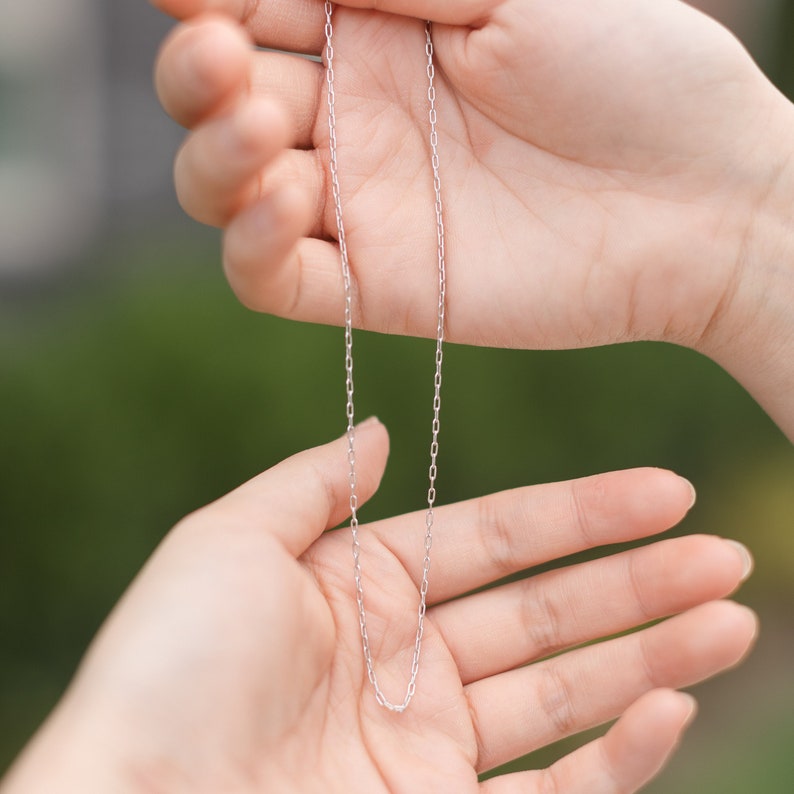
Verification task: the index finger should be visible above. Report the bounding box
[367,467,697,602]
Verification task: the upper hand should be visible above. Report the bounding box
[152,0,794,438]
[2,420,756,793]
[154,0,791,348]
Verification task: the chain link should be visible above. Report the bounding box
[324,2,447,713]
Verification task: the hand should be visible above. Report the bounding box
[152,0,794,436]
[2,421,755,793]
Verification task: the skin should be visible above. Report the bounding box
[1,421,755,793]
[150,0,794,438]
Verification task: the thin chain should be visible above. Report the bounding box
[324,3,447,713]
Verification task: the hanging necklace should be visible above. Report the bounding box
[324,3,447,713]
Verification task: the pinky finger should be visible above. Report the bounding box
[481,689,697,794]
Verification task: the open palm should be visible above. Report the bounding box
[155,0,789,352]
[11,423,754,794]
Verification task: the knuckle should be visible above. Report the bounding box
[569,475,608,547]
[538,768,561,794]
[636,630,661,690]
[536,661,578,736]
[626,551,655,623]
[463,687,487,772]
[476,492,525,578]
[522,579,566,659]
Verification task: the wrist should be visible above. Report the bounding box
[696,96,794,440]
[0,700,135,794]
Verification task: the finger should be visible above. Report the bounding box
[151,0,500,52]
[151,0,327,53]
[174,98,296,226]
[481,690,697,794]
[433,534,751,683]
[592,690,695,794]
[155,15,251,129]
[223,206,342,319]
[193,418,389,556]
[250,50,325,149]
[367,468,697,604]
[327,0,498,25]
[157,14,324,141]
[150,0,248,22]
[467,600,756,773]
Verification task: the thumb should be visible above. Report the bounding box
[332,0,499,25]
[201,417,390,556]
[150,0,499,30]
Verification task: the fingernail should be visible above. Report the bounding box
[738,604,761,642]
[679,476,697,510]
[356,416,381,430]
[681,693,698,728]
[725,540,754,582]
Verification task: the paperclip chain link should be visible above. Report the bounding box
[324,3,447,713]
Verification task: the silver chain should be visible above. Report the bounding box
[324,3,447,713]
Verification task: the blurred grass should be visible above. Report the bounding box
[1,230,792,790]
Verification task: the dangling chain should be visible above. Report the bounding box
[324,3,447,713]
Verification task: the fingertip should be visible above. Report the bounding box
[355,416,391,475]
[156,14,251,128]
[356,415,390,457]
[680,692,699,729]
[649,600,759,684]
[190,420,390,555]
[662,534,753,604]
[316,418,390,530]
[724,539,754,582]
[642,688,698,728]
[729,602,760,659]
[641,688,700,753]
[357,415,386,433]
[175,95,297,227]
[227,180,312,245]
[571,468,699,547]
[150,0,244,21]
[705,600,759,665]
[646,468,698,516]
[689,537,754,598]
[631,688,699,738]
[223,180,316,312]
[603,688,699,789]
[679,475,697,511]
[628,468,699,529]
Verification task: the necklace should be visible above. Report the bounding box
[324,3,447,713]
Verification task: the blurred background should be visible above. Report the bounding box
[0,0,792,790]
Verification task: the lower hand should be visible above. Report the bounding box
[2,421,756,793]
